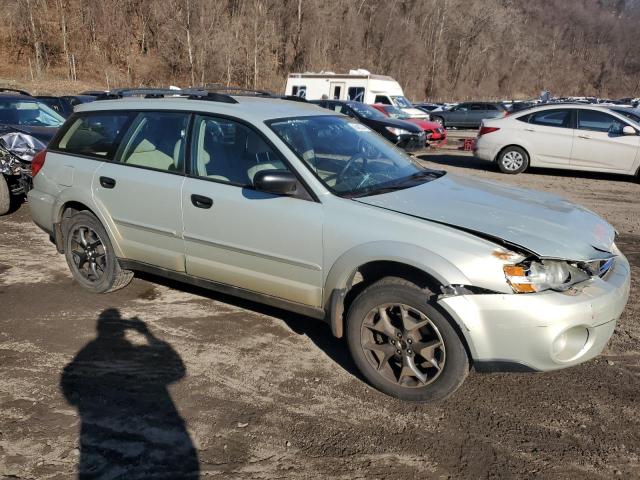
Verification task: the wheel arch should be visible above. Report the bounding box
[323,242,472,340]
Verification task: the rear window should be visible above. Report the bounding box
[53,112,133,159]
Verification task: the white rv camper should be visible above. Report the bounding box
[285,69,427,118]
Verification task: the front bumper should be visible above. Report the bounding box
[397,133,427,152]
[438,253,631,372]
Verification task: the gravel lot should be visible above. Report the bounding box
[1,151,639,479]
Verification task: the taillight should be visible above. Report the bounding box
[478,126,500,137]
[31,149,46,177]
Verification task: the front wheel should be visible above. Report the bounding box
[432,116,444,127]
[497,146,529,174]
[63,211,133,293]
[346,277,469,402]
[0,175,10,216]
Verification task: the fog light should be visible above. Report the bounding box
[552,327,589,362]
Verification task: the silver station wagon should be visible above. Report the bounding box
[28,88,631,402]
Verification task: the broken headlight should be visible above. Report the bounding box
[503,260,591,293]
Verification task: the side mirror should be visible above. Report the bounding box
[253,169,298,195]
[623,125,637,135]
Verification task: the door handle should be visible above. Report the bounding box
[99,176,116,189]
[577,134,591,139]
[190,194,213,209]
[524,127,535,132]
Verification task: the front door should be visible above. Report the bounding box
[181,114,324,307]
[92,111,189,271]
[571,109,640,173]
[330,82,345,100]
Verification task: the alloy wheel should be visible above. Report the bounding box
[502,150,524,171]
[69,226,107,283]
[360,303,446,387]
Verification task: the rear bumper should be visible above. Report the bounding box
[473,137,500,162]
[438,253,631,372]
[27,188,56,234]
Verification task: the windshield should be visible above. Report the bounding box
[0,100,65,127]
[382,105,410,120]
[347,102,387,120]
[612,108,640,124]
[391,96,413,108]
[269,115,442,197]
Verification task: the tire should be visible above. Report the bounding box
[497,146,529,174]
[432,116,444,128]
[346,277,469,402]
[0,175,10,216]
[63,211,133,293]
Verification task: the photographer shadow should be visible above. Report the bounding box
[60,308,199,479]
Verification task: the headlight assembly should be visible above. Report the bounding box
[503,260,591,293]
[385,126,411,136]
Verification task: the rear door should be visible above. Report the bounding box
[571,109,640,173]
[521,108,574,167]
[181,114,324,307]
[91,111,189,271]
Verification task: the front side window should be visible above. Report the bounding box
[118,112,189,171]
[611,108,640,124]
[55,112,133,158]
[269,115,441,197]
[528,109,571,128]
[577,110,624,133]
[0,100,64,127]
[191,115,289,186]
[348,87,365,102]
[374,95,391,105]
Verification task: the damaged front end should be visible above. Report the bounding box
[0,131,44,195]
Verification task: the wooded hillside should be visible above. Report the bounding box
[1,0,639,100]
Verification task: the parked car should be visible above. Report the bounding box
[430,102,508,129]
[310,99,426,151]
[36,94,98,118]
[0,88,64,215]
[474,104,640,176]
[29,88,630,402]
[371,103,447,144]
[507,101,536,113]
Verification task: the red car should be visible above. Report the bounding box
[372,104,447,145]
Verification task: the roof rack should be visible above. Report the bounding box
[0,88,32,96]
[96,88,238,104]
[201,84,274,97]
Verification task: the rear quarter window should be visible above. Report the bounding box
[52,112,133,159]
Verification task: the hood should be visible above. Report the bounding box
[400,107,429,118]
[5,125,58,145]
[404,119,441,131]
[366,117,423,133]
[355,173,616,261]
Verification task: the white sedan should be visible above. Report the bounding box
[474,104,640,176]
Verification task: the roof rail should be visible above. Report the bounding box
[96,88,238,104]
[201,84,273,97]
[0,88,32,96]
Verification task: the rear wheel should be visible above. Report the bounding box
[497,146,529,174]
[0,175,9,216]
[63,211,133,293]
[346,277,469,402]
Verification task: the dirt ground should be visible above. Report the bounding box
[1,150,639,479]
